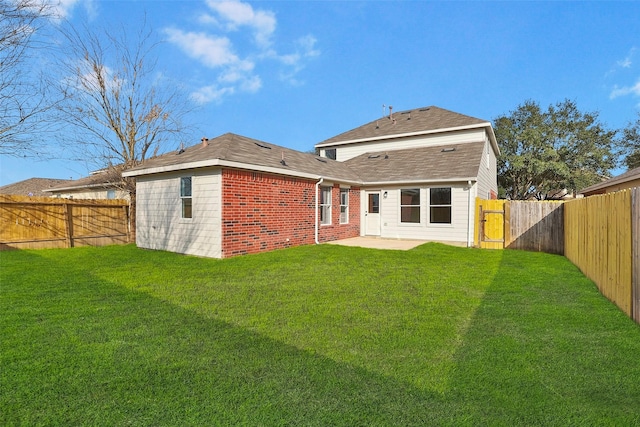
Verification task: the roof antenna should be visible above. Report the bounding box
[382,104,386,118]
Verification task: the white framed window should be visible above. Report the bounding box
[180,176,192,219]
[400,189,420,223]
[339,188,349,224]
[430,187,451,224]
[320,186,332,225]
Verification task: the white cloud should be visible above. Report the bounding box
[166,1,319,104]
[163,28,241,68]
[610,79,640,99]
[190,85,235,105]
[46,0,96,20]
[204,0,276,47]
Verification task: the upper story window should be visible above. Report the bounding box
[320,186,332,225]
[325,148,336,160]
[180,176,192,219]
[339,189,349,224]
[430,187,451,224]
[400,189,420,223]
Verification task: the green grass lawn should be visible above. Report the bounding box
[2,243,639,426]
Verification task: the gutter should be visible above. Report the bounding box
[315,177,324,244]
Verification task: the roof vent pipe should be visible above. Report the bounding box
[201,137,209,147]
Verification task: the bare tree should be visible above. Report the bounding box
[54,20,195,236]
[0,0,54,157]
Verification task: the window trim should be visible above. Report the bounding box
[429,187,452,225]
[180,176,193,220]
[319,186,332,225]
[400,188,421,224]
[339,188,349,224]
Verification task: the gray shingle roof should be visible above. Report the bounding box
[317,106,489,147]
[125,133,486,185]
[0,178,73,196]
[45,167,122,192]
[579,166,640,195]
[125,133,362,183]
[344,142,485,184]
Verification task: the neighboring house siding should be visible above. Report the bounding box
[221,170,361,257]
[327,129,487,161]
[50,189,130,200]
[370,184,473,244]
[476,139,498,199]
[136,169,222,258]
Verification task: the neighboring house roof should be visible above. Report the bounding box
[344,142,485,185]
[44,167,122,193]
[0,178,73,196]
[124,133,362,183]
[316,106,498,154]
[579,167,640,196]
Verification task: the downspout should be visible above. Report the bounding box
[315,177,324,244]
[467,180,474,247]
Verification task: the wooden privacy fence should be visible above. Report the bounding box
[564,188,638,323]
[476,189,639,323]
[0,195,130,250]
[475,198,564,254]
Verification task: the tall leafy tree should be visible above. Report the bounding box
[620,113,640,170]
[495,100,616,200]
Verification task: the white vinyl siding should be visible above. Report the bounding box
[477,139,498,199]
[136,168,222,258]
[331,129,487,161]
[367,185,472,243]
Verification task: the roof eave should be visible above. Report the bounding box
[43,182,119,192]
[361,177,478,187]
[123,158,363,185]
[315,122,494,147]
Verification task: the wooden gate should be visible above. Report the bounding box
[475,199,505,249]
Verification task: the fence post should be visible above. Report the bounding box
[633,188,639,324]
[477,205,483,248]
[64,202,74,248]
[504,201,511,248]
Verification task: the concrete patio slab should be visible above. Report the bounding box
[324,237,429,251]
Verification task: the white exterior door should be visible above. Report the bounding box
[365,192,381,236]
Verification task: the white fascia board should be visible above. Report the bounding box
[123,159,362,185]
[315,123,493,148]
[361,177,478,187]
[42,183,117,192]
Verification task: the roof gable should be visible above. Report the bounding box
[316,106,490,147]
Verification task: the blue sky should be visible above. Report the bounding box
[1,0,639,186]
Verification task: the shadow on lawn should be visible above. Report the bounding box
[2,249,450,426]
[446,249,640,425]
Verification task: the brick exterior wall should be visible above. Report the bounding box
[221,169,360,257]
